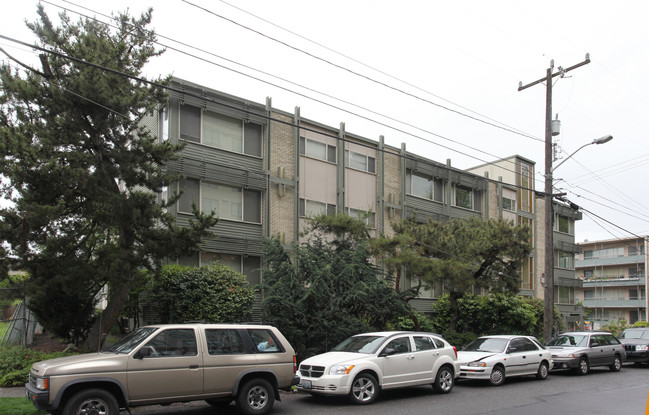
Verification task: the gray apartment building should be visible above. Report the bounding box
[140,77,584,325]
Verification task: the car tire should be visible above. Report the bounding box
[609,355,622,372]
[536,362,549,380]
[236,378,275,415]
[489,365,505,386]
[62,388,119,415]
[433,366,454,393]
[574,357,589,376]
[349,373,379,405]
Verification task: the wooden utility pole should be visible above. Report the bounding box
[518,54,590,343]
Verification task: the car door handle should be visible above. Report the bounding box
[189,365,199,369]
[522,356,527,359]
[407,355,415,360]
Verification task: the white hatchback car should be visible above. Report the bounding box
[456,335,552,386]
[296,331,460,404]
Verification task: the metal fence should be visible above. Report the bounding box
[0,301,39,347]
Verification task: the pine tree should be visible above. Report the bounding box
[0,5,216,349]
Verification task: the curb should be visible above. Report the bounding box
[0,387,26,398]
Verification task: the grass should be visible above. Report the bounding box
[0,397,46,415]
[0,322,9,342]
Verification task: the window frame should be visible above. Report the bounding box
[179,104,262,157]
[299,136,336,164]
[345,150,376,174]
[177,179,261,224]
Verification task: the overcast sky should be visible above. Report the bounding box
[2,0,648,243]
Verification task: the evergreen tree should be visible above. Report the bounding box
[261,214,411,361]
[374,217,532,332]
[0,6,216,348]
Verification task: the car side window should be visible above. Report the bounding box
[385,337,412,354]
[605,335,621,345]
[206,329,245,355]
[433,337,445,348]
[144,329,197,357]
[520,338,539,351]
[249,329,283,353]
[507,339,525,353]
[414,336,435,351]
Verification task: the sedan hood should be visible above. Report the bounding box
[301,352,373,367]
[456,351,497,364]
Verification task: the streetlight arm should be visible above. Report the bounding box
[551,135,613,173]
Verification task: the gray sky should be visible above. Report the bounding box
[2,0,648,243]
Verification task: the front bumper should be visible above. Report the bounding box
[624,351,649,363]
[550,357,580,370]
[24,383,52,411]
[295,374,351,396]
[458,366,492,381]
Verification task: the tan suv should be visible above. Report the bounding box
[25,323,299,415]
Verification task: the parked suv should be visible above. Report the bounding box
[25,324,299,415]
[296,331,459,405]
[618,327,649,365]
[548,331,625,375]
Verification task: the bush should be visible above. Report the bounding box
[0,347,74,387]
[148,263,255,324]
[442,331,478,349]
[632,321,649,328]
[599,320,628,337]
[387,311,435,332]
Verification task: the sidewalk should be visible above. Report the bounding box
[0,386,26,398]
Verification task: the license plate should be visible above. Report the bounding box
[300,379,312,389]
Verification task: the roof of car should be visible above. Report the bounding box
[558,331,613,335]
[478,335,536,339]
[354,331,442,338]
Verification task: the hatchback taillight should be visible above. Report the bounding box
[293,355,297,373]
[453,346,458,359]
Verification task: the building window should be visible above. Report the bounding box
[178,179,261,223]
[348,208,376,227]
[519,162,533,213]
[557,286,574,304]
[556,215,573,234]
[179,105,262,157]
[557,250,574,270]
[299,137,336,163]
[454,185,482,211]
[502,196,516,212]
[406,171,444,202]
[299,198,336,217]
[519,257,533,290]
[345,150,375,173]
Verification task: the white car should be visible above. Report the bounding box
[296,331,460,404]
[456,335,552,386]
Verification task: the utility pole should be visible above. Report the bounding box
[518,54,590,343]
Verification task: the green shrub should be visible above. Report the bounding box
[0,347,74,387]
[387,311,435,332]
[599,320,628,337]
[442,331,478,350]
[631,321,649,328]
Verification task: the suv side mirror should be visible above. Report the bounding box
[134,346,152,360]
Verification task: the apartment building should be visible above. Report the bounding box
[575,237,648,328]
[143,77,577,320]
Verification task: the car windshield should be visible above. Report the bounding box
[463,337,508,353]
[332,335,385,354]
[548,334,588,347]
[103,327,158,354]
[619,330,649,340]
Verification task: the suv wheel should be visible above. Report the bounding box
[63,388,118,415]
[236,378,275,415]
[433,366,454,393]
[349,373,379,405]
[574,357,589,376]
[609,355,622,372]
[489,365,505,386]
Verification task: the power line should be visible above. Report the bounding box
[181,0,544,144]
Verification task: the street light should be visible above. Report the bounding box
[544,134,612,343]
[552,135,614,172]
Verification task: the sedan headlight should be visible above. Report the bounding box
[636,345,649,352]
[35,377,49,391]
[329,365,355,375]
[467,361,487,367]
[553,353,575,358]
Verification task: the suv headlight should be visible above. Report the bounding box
[468,362,486,367]
[329,365,355,375]
[35,377,49,391]
[636,345,649,351]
